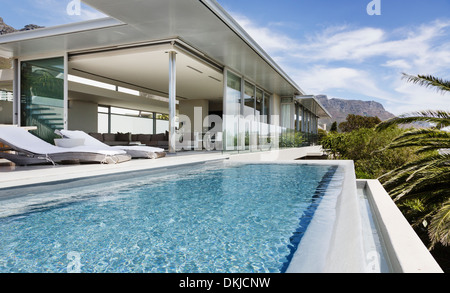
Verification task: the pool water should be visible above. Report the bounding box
[0,162,339,273]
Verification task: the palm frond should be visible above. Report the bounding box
[402,73,450,94]
[376,111,450,131]
[392,167,450,202]
[391,129,450,141]
[388,139,450,152]
[428,199,450,248]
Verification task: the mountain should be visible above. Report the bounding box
[0,17,16,35]
[0,17,44,35]
[316,95,396,131]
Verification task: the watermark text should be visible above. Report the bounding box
[367,0,381,16]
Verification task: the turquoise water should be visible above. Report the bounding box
[0,162,337,273]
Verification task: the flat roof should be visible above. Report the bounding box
[0,0,306,98]
[295,95,332,119]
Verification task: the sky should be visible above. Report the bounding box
[2,0,450,115]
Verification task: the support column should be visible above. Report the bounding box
[168,51,177,153]
[63,53,69,130]
[222,67,228,151]
[12,59,19,125]
[301,106,305,133]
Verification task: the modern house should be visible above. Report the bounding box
[0,0,330,153]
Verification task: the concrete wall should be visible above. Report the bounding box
[178,99,209,133]
[0,100,13,124]
[68,100,98,133]
[358,179,443,273]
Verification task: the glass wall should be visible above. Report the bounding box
[260,91,271,150]
[98,106,169,134]
[225,71,241,151]
[20,57,64,142]
[223,70,279,152]
[280,98,298,148]
[243,81,255,150]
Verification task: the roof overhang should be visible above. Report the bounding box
[0,0,305,97]
[294,95,332,119]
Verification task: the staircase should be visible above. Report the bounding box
[25,104,64,143]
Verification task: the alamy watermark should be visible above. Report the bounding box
[67,251,82,273]
[67,0,81,16]
[367,0,381,16]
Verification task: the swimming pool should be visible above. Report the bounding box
[0,161,343,273]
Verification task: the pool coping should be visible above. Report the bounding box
[357,179,443,273]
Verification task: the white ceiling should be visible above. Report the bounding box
[69,44,224,104]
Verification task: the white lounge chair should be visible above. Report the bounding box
[0,126,131,165]
[56,130,166,159]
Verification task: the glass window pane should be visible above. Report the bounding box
[98,106,109,114]
[110,115,153,134]
[225,71,241,151]
[98,113,109,133]
[244,81,255,115]
[21,57,64,143]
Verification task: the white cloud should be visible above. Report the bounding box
[230,12,450,115]
[391,80,450,114]
[232,14,297,54]
[293,20,450,67]
[292,65,397,103]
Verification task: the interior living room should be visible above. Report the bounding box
[66,41,225,151]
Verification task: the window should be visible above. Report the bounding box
[225,71,241,151]
[21,57,64,142]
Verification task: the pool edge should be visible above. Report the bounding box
[357,179,444,273]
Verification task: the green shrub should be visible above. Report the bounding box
[321,126,424,179]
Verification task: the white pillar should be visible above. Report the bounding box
[64,53,69,130]
[12,59,19,125]
[168,51,177,153]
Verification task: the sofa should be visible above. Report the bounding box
[89,132,169,150]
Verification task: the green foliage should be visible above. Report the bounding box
[321,126,423,179]
[279,131,304,148]
[339,114,381,132]
[317,128,327,143]
[330,121,338,132]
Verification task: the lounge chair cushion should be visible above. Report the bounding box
[0,127,127,157]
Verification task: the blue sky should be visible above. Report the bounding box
[2,0,450,115]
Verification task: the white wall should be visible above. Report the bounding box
[179,99,209,133]
[68,100,98,133]
[0,101,13,124]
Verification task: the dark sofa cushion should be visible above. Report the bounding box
[89,133,104,142]
[138,134,152,142]
[116,132,131,142]
[152,133,166,141]
[103,133,116,142]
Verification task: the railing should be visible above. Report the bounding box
[0,91,13,102]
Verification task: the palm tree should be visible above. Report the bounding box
[376,73,450,249]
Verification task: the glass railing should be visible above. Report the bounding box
[0,91,13,102]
